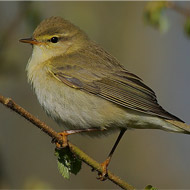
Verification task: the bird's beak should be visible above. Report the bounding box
[19,37,40,45]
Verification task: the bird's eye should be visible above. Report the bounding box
[50,37,59,43]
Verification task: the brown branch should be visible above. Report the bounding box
[166,2,190,17]
[0,94,135,190]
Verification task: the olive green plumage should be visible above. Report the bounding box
[21,16,190,135]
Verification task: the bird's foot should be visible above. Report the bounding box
[52,131,69,148]
[97,157,110,181]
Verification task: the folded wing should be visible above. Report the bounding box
[48,52,182,122]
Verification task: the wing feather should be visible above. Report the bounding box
[48,50,182,122]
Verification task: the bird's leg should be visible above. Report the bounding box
[98,128,127,181]
[54,128,104,148]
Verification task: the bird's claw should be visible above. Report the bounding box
[97,172,108,181]
[97,158,110,181]
[52,131,69,148]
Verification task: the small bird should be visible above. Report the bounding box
[20,16,190,179]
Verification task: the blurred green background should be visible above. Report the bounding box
[1,1,190,189]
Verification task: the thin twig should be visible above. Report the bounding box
[0,94,135,190]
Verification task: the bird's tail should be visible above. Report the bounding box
[165,119,190,134]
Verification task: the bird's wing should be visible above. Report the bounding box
[47,53,182,122]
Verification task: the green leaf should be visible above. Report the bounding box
[145,184,158,190]
[184,18,190,38]
[55,147,82,179]
[144,2,169,32]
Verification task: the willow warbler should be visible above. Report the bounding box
[20,16,190,177]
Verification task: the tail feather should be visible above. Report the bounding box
[165,120,190,134]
